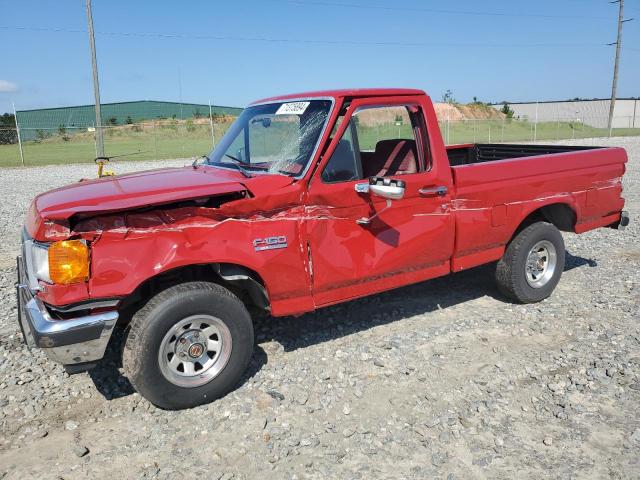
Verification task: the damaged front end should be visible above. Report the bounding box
[17,167,308,371]
[17,246,118,372]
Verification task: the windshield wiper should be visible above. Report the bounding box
[223,154,252,178]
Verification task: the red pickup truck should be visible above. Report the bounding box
[17,88,629,409]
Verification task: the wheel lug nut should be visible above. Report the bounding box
[179,338,186,344]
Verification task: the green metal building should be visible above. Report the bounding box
[16,100,243,140]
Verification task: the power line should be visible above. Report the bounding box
[0,25,614,49]
[268,0,610,19]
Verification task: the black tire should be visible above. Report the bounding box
[495,221,565,303]
[122,282,254,410]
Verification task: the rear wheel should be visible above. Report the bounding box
[123,282,254,409]
[495,222,565,303]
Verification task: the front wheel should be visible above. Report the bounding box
[123,282,254,409]
[495,222,565,303]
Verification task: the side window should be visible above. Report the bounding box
[354,106,420,178]
[321,123,360,183]
[329,116,344,140]
[322,105,424,183]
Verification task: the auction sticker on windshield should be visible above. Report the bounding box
[275,102,310,115]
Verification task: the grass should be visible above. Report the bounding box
[0,122,233,167]
[1,119,639,167]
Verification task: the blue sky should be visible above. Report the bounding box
[0,0,639,113]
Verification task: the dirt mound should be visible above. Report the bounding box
[356,103,504,125]
[435,103,504,121]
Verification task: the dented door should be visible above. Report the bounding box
[305,97,455,307]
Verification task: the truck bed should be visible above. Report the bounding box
[446,143,604,166]
[447,144,627,272]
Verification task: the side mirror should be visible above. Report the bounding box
[369,177,405,200]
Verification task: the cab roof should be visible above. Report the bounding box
[251,88,427,105]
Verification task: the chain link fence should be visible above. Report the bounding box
[438,115,640,145]
[1,113,639,167]
[0,117,236,167]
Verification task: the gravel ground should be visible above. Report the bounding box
[0,138,638,479]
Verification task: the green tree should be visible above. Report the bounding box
[442,89,456,104]
[0,113,15,128]
[500,103,514,119]
[0,113,18,145]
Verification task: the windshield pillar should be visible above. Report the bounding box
[243,126,251,163]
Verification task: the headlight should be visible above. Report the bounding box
[30,243,51,283]
[48,240,90,285]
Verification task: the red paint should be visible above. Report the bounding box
[251,88,425,105]
[305,94,455,306]
[23,89,628,316]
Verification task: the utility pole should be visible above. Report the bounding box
[607,0,633,134]
[86,0,104,157]
[534,101,539,141]
[209,99,215,149]
[12,102,24,166]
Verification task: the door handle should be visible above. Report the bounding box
[419,186,448,197]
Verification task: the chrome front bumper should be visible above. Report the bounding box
[16,256,118,366]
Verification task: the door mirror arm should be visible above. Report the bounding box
[356,198,392,225]
[355,177,406,225]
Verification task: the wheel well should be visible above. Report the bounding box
[513,203,576,237]
[118,263,269,325]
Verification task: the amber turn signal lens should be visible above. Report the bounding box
[48,240,90,284]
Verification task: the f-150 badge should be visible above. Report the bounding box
[253,236,288,252]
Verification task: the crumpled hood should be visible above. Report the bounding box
[33,166,293,220]
[26,166,295,239]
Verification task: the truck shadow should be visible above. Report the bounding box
[88,250,595,401]
[88,330,133,400]
[565,251,597,270]
[254,250,598,353]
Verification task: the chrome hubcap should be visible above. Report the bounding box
[525,240,557,288]
[158,314,232,388]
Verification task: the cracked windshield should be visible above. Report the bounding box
[207,100,332,176]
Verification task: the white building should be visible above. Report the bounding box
[491,98,639,129]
